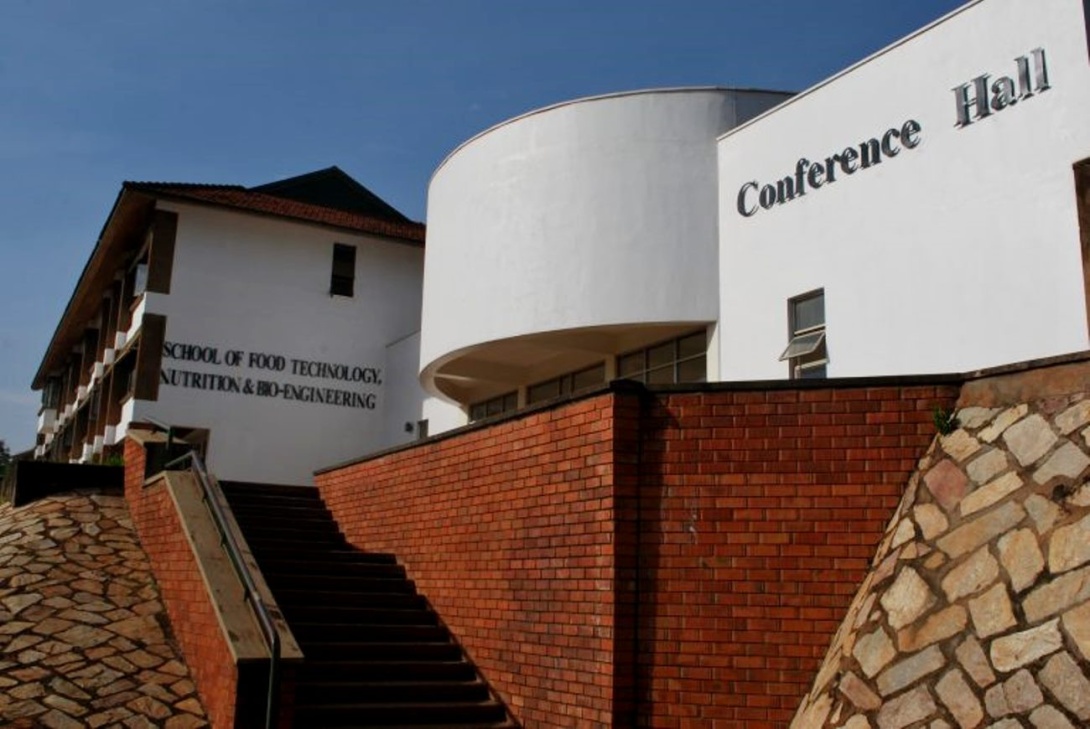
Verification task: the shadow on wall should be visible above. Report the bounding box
[2,460,123,507]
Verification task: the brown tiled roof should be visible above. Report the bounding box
[124,181,426,244]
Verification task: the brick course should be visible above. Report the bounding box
[315,380,958,727]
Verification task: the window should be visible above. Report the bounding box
[42,378,61,410]
[469,391,518,422]
[780,289,827,379]
[527,362,606,404]
[133,261,148,297]
[618,331,707,384]
[330,243,356,297]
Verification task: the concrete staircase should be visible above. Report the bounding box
[221,482,515,728]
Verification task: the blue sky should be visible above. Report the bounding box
[0,0,965,452]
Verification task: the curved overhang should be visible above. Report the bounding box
[421,87,790,404]
[422,321,712,404]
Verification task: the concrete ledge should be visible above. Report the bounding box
[155,470,303,666]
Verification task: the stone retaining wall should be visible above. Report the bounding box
[791,361,1090,729]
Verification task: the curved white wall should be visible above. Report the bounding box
[422,88,789,402]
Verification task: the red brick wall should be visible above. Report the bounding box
[124,437,241,729]
[635,384,957,727]
[314,380,958,728]
[318,394,625,726]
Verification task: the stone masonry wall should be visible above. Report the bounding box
[315,379,957,727]
[124,437,243,729]
[791,363,1090,729]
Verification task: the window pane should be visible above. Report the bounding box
[678,332,705,359]
[571,363,605,391]
[331,244,356,296]
[503,393,518,411]
[527,380,560,404]
[779,331,826,361]
[648,342,675,368]
[647,365,675,384]
[470,404,486,421]
[677,356,706,383]
[618,353,644,378]
[793,292,824,332]
[798,362,827,379]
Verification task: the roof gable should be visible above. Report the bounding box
[250,166,411,223]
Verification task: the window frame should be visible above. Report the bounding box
[526,362,607,405]
[617,330,707,385]
[469,391,518,422]
[330,243,357,297]
[781,288,827,380]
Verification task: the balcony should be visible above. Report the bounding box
[37,408,57,435]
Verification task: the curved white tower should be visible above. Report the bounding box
[421,87,790,413]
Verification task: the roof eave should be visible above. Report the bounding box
[32,188,156,390]
[146,188,426,245]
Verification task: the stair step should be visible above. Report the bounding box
[295,679,490,704]
[274,589,426,610]
[283,605,437,626]
[291,623,449,643]
[301,642,464,661]
[249,546,397,565]
[263,574,413,594]
[354,724,517,729]
[241,530,346,548]
[260,560,405,579]
[223,492,325,509]
[292,700,508,725]
[219,479,514,727]
[299,660,478,683]
[220,481,321,498]
[232,510,335,525]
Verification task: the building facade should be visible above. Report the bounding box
[419,0,1090,432]
[32,168,441,485]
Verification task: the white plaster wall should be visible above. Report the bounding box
[422,88,790,385]
[421,393,468,435]
[383,331,463,445]
[137,202,425,485]
[718,0,1090,380]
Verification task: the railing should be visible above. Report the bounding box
[148,422,280,729]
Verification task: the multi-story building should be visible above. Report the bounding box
[31,167,439,484]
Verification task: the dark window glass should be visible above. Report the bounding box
[618,353,645,379]
[331,243,356,297]
[618,330,707,385]
[470,391,518,421]
[793,293,824,332]
[677,356,707,383]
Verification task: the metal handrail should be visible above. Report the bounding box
[160,444,281,729]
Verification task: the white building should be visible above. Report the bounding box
[419,0,1090,430]
[33,168,439,485]
[717,0,1090,381]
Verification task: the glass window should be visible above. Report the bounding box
[780,290,827,379]
[331,243,356,297]
[617,330,707,385]
[470,391,518,421]
[527,363,606,405]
